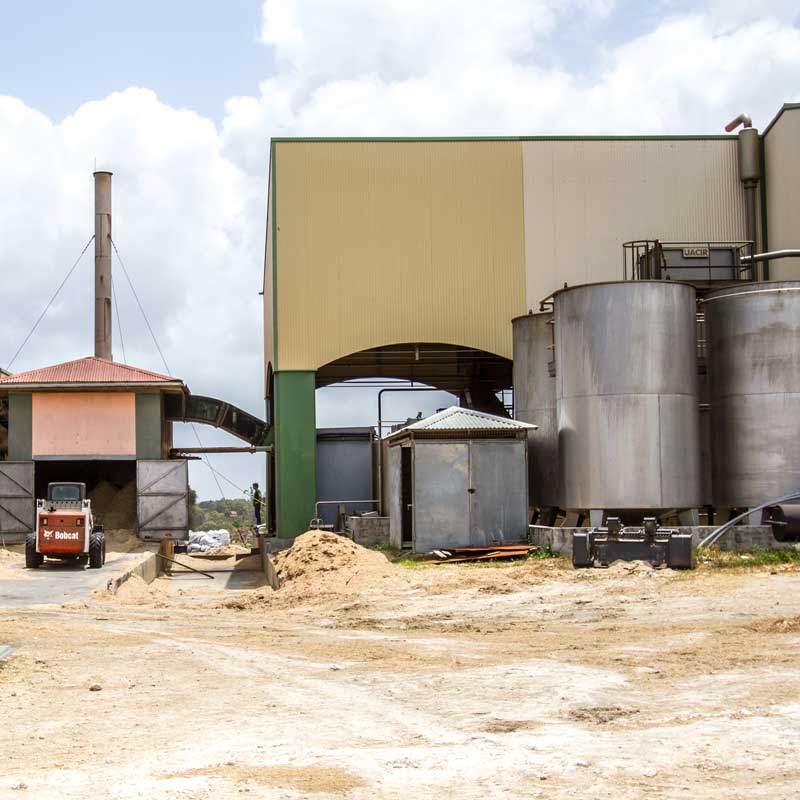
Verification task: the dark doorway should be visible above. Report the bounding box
[400,447,413,547]
[34,460,137,531]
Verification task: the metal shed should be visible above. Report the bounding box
[385,407,535,553]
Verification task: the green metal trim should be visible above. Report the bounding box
[759,135,770,281]
[8,393,32,461]
[271,134,737,144]
[762,103,800,138]
[274,370,316,538]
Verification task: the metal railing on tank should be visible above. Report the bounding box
[622,240,755,284]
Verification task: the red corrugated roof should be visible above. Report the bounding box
[0,357,181,386]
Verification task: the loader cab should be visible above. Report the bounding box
[47,482,87,503]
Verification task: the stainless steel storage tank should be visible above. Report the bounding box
[553,281,702,515]
[705,281,800,508]
[512,312,560,514]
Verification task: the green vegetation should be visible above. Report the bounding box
[697,547,800,568]
[188,488,255,532]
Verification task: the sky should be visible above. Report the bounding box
[1,0,799,500]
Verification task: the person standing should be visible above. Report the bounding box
[251,482,263,526]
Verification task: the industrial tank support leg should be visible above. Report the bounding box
[678,508,700,526]
[589,509,605,528]
[564,510,582,528]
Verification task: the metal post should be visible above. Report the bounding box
[376,386,444,515]
[94,171,113,361]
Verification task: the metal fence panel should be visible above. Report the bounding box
[136,460,189,541]
[0,462,35,535]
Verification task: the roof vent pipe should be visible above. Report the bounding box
[93,171,113,361]
[725,114,761,275]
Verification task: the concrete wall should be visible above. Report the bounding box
[764,105,800,280]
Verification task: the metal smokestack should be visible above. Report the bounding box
[93,171,113,360]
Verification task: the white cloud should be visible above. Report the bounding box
[1,1,799,497]
[246,1,800,136]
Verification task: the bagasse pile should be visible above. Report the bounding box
[89,480,137,529]
[273,530,400,595]
[225,530,402,609]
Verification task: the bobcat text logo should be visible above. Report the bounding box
[42,530,80,541]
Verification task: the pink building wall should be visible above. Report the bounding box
[32,392,136,457]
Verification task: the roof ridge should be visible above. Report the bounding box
[0,355,181,385]
[81,356,176,382]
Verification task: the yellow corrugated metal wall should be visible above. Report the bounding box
[764,107,800,280]
[273,140,526,370]
[522,139,750,308]
[263,164,275,371]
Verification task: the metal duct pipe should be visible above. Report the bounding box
[93,171,113,361]
[740,249,800,263]
[724,113,752,132]
[725,114,761,274]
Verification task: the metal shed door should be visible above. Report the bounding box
[469,441,528,546]
[0,462,35,535]
[136,460,189,541]
[413,442,470,552]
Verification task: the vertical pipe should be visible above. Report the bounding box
[94,171,113,361]
[744,184,757,276]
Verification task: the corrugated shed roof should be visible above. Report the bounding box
[396,406,537,433]
[0,357,181,386]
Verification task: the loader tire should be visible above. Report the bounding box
[25,532,43,569]
[89,530,105,569]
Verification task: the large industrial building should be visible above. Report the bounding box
[264,103,800,538]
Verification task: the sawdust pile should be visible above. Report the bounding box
[206,544,250,556]
[104,529,143,553]
[0,547,23,563]
[752,615,800,634]
[89,480,136,530]
[0,547,24,579]
[223,530,402,610]
[108,574,167,605]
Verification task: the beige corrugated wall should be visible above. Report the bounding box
[522,139,749,309]
[274,141,526,371]
[765,108,800,280]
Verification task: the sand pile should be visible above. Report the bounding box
[89,480,137,530]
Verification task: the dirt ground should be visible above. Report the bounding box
[2,532,800,799]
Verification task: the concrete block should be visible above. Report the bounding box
[346,516,390,548]
[262,537,294,554]
[106,549,159,594]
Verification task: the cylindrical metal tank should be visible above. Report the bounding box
[705,281,800,508]
[512,312,560,511]
[553,281,701,513]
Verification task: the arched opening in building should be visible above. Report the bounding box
[316,342,513,417]
[312,343,513,528]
